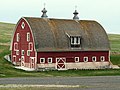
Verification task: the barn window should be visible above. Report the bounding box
[100,56,105,62]
[29,42,33,51]
[27,50,30,56]
[21,22,25,29]
[70,36,81,48]
[14,43,18,51]
[40,58,45,63]
[84,57,88,62]
[27,32,30,41]
[92,56,96,62]
[16,50,19,55]
[16,33,20,42]
[21,50,25,55]
[75,57,79,62]
[48,58,52,63]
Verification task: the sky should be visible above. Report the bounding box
[0,0,120,34]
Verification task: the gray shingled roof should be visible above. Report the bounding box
[23,17,110,52]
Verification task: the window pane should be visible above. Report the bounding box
[71,37,74,44]
[75,57,79,62]
[29,43,33,51]
[92,56,96,62]
[16,33,20,42]
[84,57,88,62]
[21,50,25,55]
[27,33,30,41]
[14,43,18,51]
[40,58,45,63]
[101,56,105,61]
[48,58,52,63]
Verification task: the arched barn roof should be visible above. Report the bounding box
[23,17,110,51]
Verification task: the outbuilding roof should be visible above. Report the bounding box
[23,17,110,52]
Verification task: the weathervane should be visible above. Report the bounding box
[73,5,79,20]
[41,3,48,18]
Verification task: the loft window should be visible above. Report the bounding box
[14,43,18,51]
[27,50,30,56]
[16,33,20,42]
[21,22,25,29]
[28,42,33,51]
[27,32,30,42]
[70,36,81,48]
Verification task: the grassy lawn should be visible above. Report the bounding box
[108,34,120,53]
[0,22,120,78]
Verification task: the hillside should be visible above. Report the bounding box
[0,22,120,77]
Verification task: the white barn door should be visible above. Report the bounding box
[56,58,66,70]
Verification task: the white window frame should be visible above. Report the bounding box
[84,57,88,62]
[27,32,30,42]
[77,37,80,44]
[21,56,24,61]
[74,37,77,44]
[92,56,97,62]
[71,37,74,44]
[48,58,52,63]
[40,58,45,63]
[21,50,25,56]
[75,57,79,62]
[16,33,20,42]
[14,42,18,51]
[27,50,30,56]
[21,22,25,29]
[29,42,33,51]
[16,50,19,55]
[100,56,105,62]
[13,55,16,62]
[70,36,81,45]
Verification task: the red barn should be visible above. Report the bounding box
[10,8,111,70]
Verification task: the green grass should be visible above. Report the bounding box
[108,34,120,53]
[0,22,15,43]
[0,22,120,78]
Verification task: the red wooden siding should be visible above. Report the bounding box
[12,18,36,65]
[37,51,109,64]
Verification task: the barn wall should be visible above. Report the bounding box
[37,51,110,69]
[11,18,36,68]
[37,51,109,63]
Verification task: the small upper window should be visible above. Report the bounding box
[21,50,25,55]
[75,57,79,62]
[16,33,20,42]
[100,56,105,62]
[40,58,45,63]
[70,36,81,48]
[27,32,30,41]
[48,58,52,63]
[21,22,25,29]
[92,56,96,62]
[16,50,19,55]
[29,43,33,51]
[27,50,30,56]
[84,57,88,62]
[14,43,18,51]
